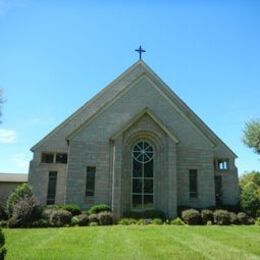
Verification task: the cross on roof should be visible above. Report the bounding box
[135,45,146,60]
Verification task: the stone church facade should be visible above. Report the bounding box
[29,61,239,218]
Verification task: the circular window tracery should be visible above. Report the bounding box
[132,141,153,163]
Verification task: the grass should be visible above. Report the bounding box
[3,225,260,260]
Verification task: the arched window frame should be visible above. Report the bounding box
[131,140,154,210]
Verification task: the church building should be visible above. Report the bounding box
[28,58,239,218]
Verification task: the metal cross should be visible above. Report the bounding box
[135,45,146,60]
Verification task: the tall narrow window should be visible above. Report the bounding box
[132,141,154,209]
[86,167,96,196]
[215,175,222,206]
[47,171,57,205]
[189,169,198,198]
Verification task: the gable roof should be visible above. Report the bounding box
[31,60,237,158]
[110,107,180,143]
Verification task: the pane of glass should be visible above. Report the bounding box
[56,153,68,164]
[144,160,153,177]
[144,179,153,193]
[143,142,149,149]
[132,179,142,193]
[144,195,153,208]
[132,195,142,209]
[133,159,142,177]
[145,146,153,152]
[86,167,95,196]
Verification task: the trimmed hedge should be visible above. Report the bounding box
[72,214,89,226]
[49,209,72,227]
[170,218,185,225]
[151,218,163,225]
[182,209,201,225]
[213,210,230,225]
[46,204,81,216]
[98,212,113,225]
[88,214,99,224]
[201,209,213,224]
[87,204,111,215]
[118,218,137,225]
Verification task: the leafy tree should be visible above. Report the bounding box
[6,183,33,217]
[240,171,260,217]
[242,119,260,154]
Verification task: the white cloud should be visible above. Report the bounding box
[10,153,29,170]
[0,128,16,143]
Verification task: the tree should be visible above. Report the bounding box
[240,171,260,217]
[242,119,260,154]
[6,183,33,217]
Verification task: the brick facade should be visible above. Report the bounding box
[29,61,239,218]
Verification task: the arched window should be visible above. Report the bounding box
[132,141,154,209]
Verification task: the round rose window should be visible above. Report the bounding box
[132,141,153,163]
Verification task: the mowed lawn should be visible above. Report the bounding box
[4,225,260,260]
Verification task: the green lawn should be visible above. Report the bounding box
[3,225,260,260]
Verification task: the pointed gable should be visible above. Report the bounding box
[31,60,237,158]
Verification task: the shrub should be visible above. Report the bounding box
[0,222,7,228]
[151,218,163,225]
[201,209,213,224]
[0,207,7,221]
[98,212,113,225]
[136,219,146,225]
[170,218,185,225]
[6,183,33,216]
[229,212,239,224]
[10,196,40,228]
[0,228,7,260]
[60,205,81,216]
[88,214,99,223]
[240,171,260,217]
[31,219,49,228]
[182,209,201,225]
[213,210,230,225]
[71,216,79,226]
[118,218,137,225]
[123,210,166,220]
[49,209,72,227]
[72,214,89,226]
[255,218,260,226]
[206,220,213,225]
[237,212,250,225]
[89,222,98,226]
[87,204,111,215]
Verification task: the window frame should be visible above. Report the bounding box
[46,171,58,205]
[131,141,154,210]
[215,159,229,171]
[41,152,55,163]
[85,166,96,197]
[189,169,198,199]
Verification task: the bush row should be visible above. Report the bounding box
[181,209,255,225]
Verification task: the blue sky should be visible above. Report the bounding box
[0,0,259,175]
